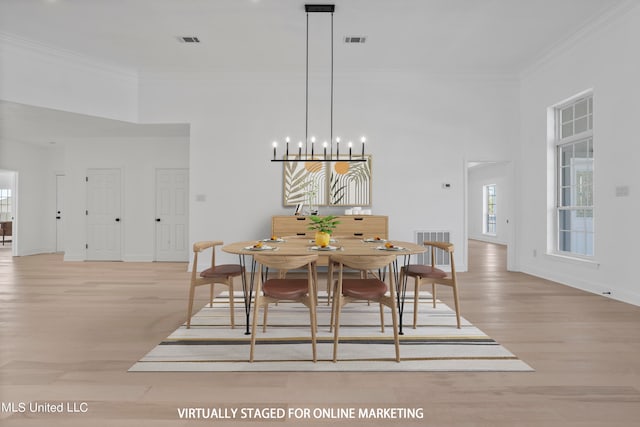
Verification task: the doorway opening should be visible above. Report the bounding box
[0,170,17,256]
[465,160,515,271]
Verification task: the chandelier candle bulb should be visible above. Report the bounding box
[348,141,353,160]
[272,141,277,160]
[323,141,328,159]
[298,141,302,157]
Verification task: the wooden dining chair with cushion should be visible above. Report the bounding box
[400,241,461,329]
[330,254,400,363]
[250,254,319,363]
[186,241,244,329]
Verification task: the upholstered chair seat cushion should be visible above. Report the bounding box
[263,279,309,300]
[404,264,447,279]
[200,264,244,278]
[341,278,387,300]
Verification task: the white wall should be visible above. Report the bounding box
[62,138,189,261]
[0,140,63,255]
[0,172,13,187]
[139,71,519,268]
[0,35,138,122]
[468,162,511,245]
[518,4,640,304]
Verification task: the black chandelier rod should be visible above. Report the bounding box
[271,4,366,163]
[305,11,309,158]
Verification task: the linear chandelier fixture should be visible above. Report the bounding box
[271,4,367,163]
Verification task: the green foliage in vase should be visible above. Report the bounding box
[307,215,340,234]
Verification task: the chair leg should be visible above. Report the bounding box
[390,302,400,363]
[332,295,343,362]
[413,278,420,329]
[249,298,262,362]
[329,281,339,333]
[186,284,196,329]
[228,280,235,329]
[432,283,437,308]
[308,297,317,363]
[209,284,214,307]
[262,304,269,333]
[452,284,461,329]
[326,262,333,305]
[379,303,385,333]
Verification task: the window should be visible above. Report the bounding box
[555,94,593,256]
[0,188,11,221]
[483,184,496,235]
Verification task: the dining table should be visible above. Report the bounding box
[222,237,427,335]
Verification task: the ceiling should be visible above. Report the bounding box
[0,0,629,74]
[0,0,630,145]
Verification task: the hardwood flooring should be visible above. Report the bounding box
[1,240,639,426]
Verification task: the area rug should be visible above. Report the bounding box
[129,292,533,372]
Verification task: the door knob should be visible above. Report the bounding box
[115,218,121,222]
[156,218,161,222]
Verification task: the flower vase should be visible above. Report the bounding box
[315,231,331,247]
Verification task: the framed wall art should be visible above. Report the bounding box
[283,155,372,207]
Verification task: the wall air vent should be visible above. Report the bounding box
[179,36,200,43]
[415,231,451,267]
[344,36,366,44]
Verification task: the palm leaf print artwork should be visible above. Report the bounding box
[283,158,326,206]
[329,156,372,206]
[283,156,371,206]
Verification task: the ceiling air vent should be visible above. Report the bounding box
[179,36,200,43]
[344,36,366,44]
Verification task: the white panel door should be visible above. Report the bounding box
[86,169,121,261]
[155,168,189,261]
[55,174,65,253]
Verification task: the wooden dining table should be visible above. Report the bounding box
[222,237,427,335]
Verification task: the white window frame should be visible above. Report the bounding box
[553,93,594,258]
[483,184,496,236]
[0,188,12,222]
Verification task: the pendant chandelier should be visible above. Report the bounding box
[271,4,367,163]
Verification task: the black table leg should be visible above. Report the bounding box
[238,254,257,335]
[392,255,411,335]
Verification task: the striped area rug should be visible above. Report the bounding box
[130,293,533,372]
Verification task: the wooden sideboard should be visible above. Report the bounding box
[272,215,388,240]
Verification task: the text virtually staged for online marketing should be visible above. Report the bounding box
[2,401,425,421]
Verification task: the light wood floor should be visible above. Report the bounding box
[1,240,639,426]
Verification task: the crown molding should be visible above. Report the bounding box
[520,0,639,79]
[0,31,137,80]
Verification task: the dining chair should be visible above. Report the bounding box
[250,254,319,363]
[186,241,244,329]
[330,254,400,363]
[400,241,461,329]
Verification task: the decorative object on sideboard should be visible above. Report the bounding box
[270,4,367,163]
[307,215,340,247]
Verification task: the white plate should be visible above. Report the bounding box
[308,239,337,244]
[375,245,406,251]
[310,245,339,251]
[363,238,387,243]
[261,238,285,242]
[244,245,276,251]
